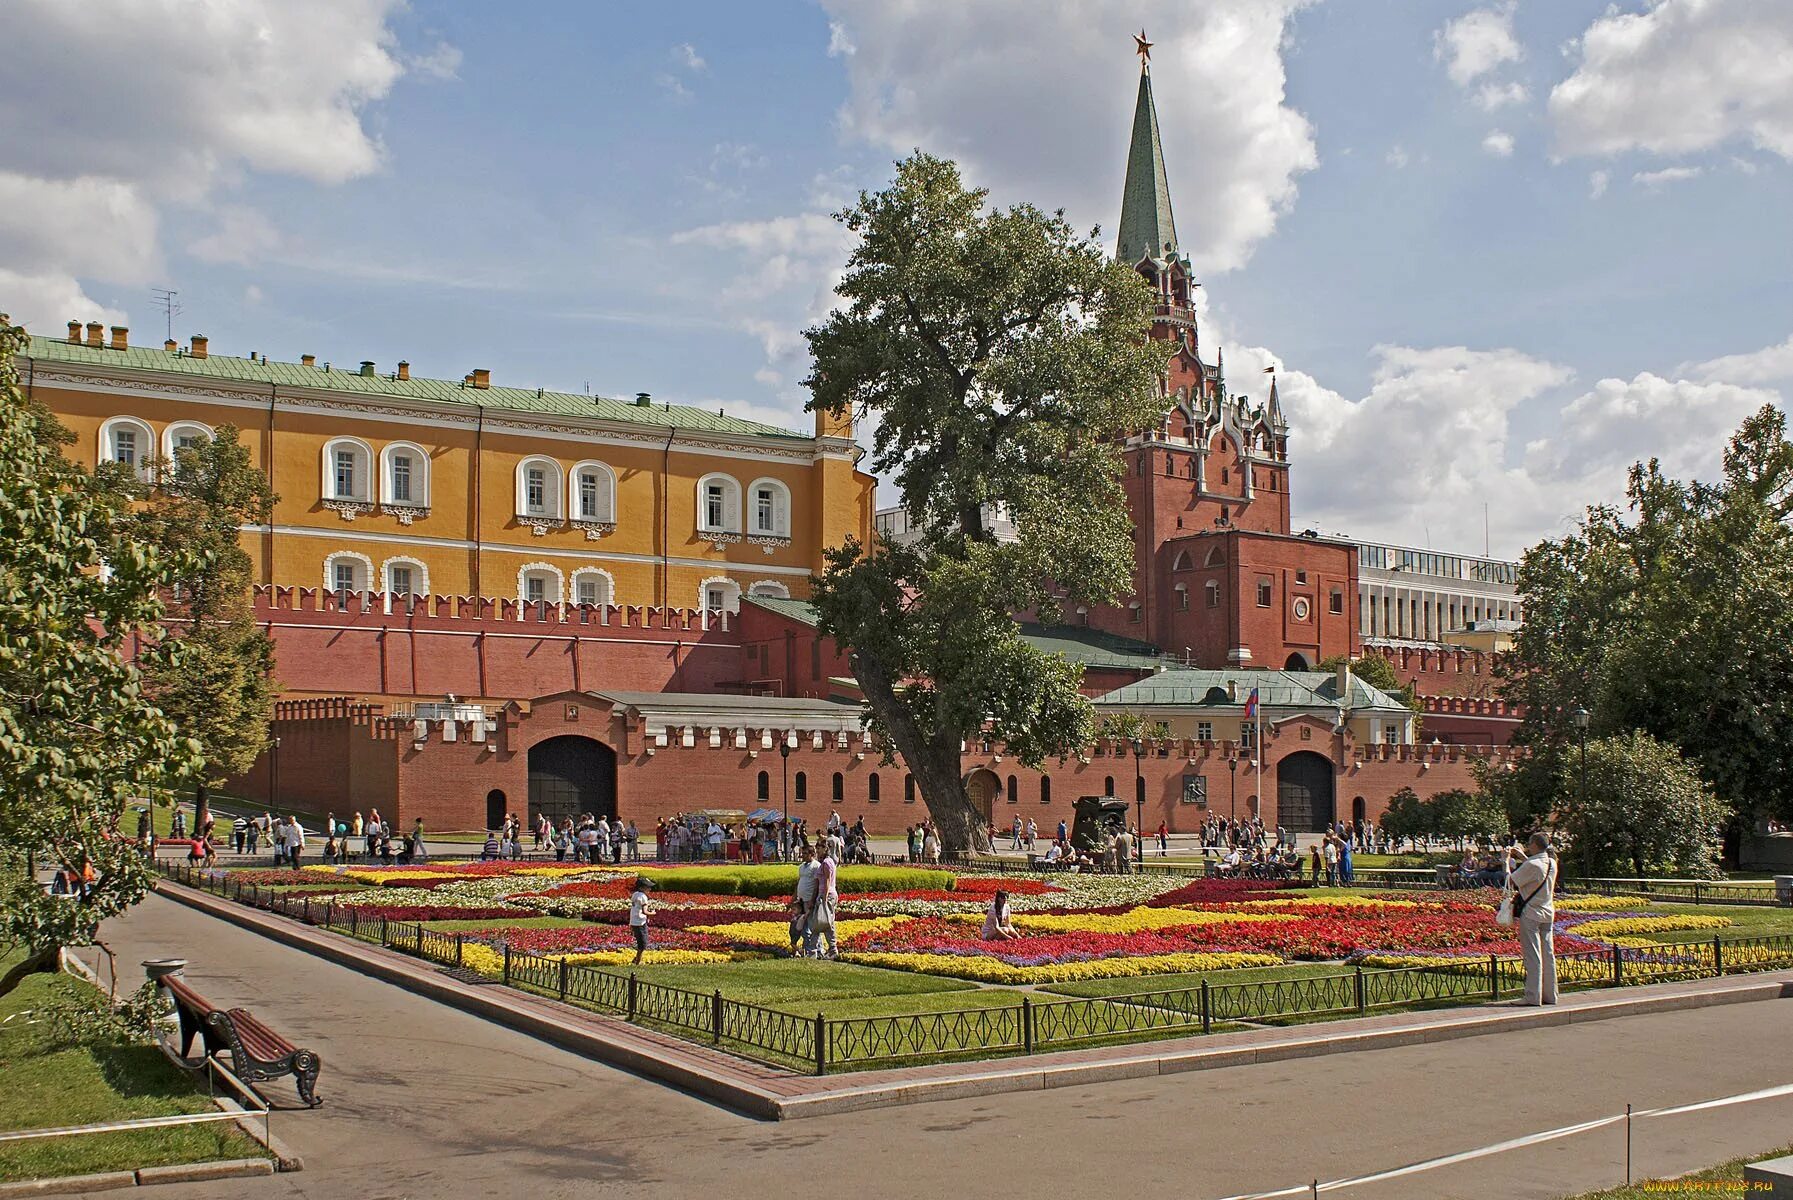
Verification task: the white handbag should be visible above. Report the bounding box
[1495,891,1515,927]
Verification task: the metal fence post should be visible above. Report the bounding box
[324,900,333,929]
[1694,881,1703,906]
[1489,954,1499,1000]
[1201,979,1212,1034]
[1021,996,1033,1053]
[500,943,511,985]
[627,973,638,1020]
[815,1012,827,1075]
[455,933,464,968]
[380,915,389,946]
[1354,965,1366,1013]
[1713,937,1724,977]
[713,990,724,1043]
[1611,944,1623,986]
[349,908,358,937]
[558,958,568,1001]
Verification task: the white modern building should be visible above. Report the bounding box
[1355,540,1522,647]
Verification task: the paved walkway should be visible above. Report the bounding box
[62,893,1793,1199]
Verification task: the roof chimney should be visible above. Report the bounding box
[85,322,104,348]
[471,368,490,390]
[164,338,177,352]
[190,334,208,360]
[68,320,83,345]
[359,360,375,377]
[634,392,652,407]
[397,360,410,381]
[301,354,316,367]
[109,326,128,351]
[1336,660,1352,706]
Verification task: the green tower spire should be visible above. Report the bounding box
[1116,58,1178,265]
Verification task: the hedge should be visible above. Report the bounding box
[640,865,954,898]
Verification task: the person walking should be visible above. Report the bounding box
[1509,832,1559,1005]
[410,817,428,863]
[1010,816,1024,851]
[628,877,654,966]
[792,844,819,956]
[287,817,305,869]
[232,814,249,855]
[809,844,839,959]
[1322,835,1339,887]
[1157,821,1169,856]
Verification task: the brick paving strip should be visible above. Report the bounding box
[153,877,1793,1121]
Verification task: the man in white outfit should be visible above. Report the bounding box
[1509,832,1558,1005]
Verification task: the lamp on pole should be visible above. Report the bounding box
[270,736,281,813]
[1571,707,1590,811]
[1228,755,1239,824]
[1130,737,1145,864]
[779,734,792,859]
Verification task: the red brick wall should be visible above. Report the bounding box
[1370,644,1505,700]
[735,602,856,699]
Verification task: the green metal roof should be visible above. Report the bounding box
[742,595,822,625]
[1095,668,1412,713]
[1116,66,1179,265]
[1016,623,1164,672]
[20,334,805,440]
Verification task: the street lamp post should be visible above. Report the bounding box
[1130,737,1145,864]
[1572,707,1590,811]
[780,735,792,861]
[270,736,281,813]
[1228,755,1239,824]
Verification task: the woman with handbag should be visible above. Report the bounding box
[1501,832,1558,1005]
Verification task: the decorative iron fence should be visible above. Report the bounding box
[155,862,1793,1075]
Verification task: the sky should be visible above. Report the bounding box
[4,0,1789,560]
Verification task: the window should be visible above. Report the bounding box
[388,565,413,595]
[570,462,615,523]
[100,417,155,477]
[321,438,374,501]
[1006,775,1017,804]
[748,581,791,599]
[334,561,358,593]
[517,563,564,606]
[1384,725,1400,746]
[1172,551,1191,571]
[795,771,808,802]
[163,422,212,460]
[746,478,791,537]
[1197,720,1213,742]
[1330,589,1344,615]
[831,772,844,802]
[1104,776,1115,796]
[514,457,564,520]
[1175,584,1189,611]
[1221,469,1229,485]
[700,578,742,614]
[1206,581,1221,608]
[696,473,741,533]
[1040,776,1052,804]
[525,575,546,603]
[322,552,371,596]
[904,774,916,804]
[1295,570,1307,585]
[1256,577,1273,607]
[868,773,880,803]
[115,427,139,465]
[1129,602,1142,624]
[571,568,613,608]
[757,771,769,801]
[380,443,429,508]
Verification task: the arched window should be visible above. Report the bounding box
[1205,580,1221,608]
[380,555,428,598]
[516,562,564,605]
[570,568,614,608]
[1175,583,1189,611]
[1104,775,1115,796]
[696,473,741,533]
[757,771,769,801]
[1040,776,1052,804]
[1172,550,1191,572]
[904,774,916,804]
[748,580,791,599]
[1204,546,1225,567]
[323,551,372,596]
[162,421,212,461]
[381,442,430,509]
[745,477,792,538]
[321,437,374,502]
[569,460,616,524]
[869,773,880,802]
[515,457,564,520]
[1007,775,1017,804]
[1128,601,1142,624]
[699,576,742,614]
[795,771,808,802]
[99,417,155,478]
[831,772,844,802]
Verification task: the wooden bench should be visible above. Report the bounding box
[160,975,322,1107]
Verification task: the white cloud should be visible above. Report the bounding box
[187,207,283,266]
[1436,3,1522,87]
[1550,0,1793,161]
[1474,80,1528,111]
[1482,130,1516,157]
[0,0,430,331]
[1589,169,1609,198]
[1681,333,1793,384]
[672,43,707,73]
[827,21,856,57]
[821,0,1319,274]
[1632,165,1703,188]
[407,40,463,82]
[243,284,264,305]
[1386,145,1411,169]
[0,269,126,330]
[1523,373,1774,483]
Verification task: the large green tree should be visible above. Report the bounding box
[0,321,202,995]
[128,426,276,833]
[1502,406,1793,838]
[1552,732,1728,879]
[805,153,1168,851]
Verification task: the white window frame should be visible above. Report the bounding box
[380,442,430,508]
[698,575,741,614]
[162,421,213,460]
[321,437,374,502]
[747,580,790,599]
[322,551,374,596]
[98,416,155,478]
[514,457,565,520]
[516,561,565,606]
[745,477,791,538]
[568,460,617,524]
[380,555,429,600]
[695,473,741,534]
[570,567,615,609]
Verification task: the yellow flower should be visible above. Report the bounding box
[1010,907,1300,935]
[686,915,912,946]
[1553,895,1650,912]
[837,951,1280,984]
[1572,915,1731,940]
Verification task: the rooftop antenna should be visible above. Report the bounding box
[1484,503,1490,558]
[150,288,182,342]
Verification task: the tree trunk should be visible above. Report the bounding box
[194,781,210,841]
[0,946,58,1001]
[851,649,992,855]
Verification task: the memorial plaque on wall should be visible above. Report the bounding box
[1182,774,1208,808]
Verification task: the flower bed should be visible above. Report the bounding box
[841,950,1281,985]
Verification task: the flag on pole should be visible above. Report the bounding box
[1243,687,1259,719]
[1262,365,1276,373]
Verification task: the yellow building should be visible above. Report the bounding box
[19,322,874,610]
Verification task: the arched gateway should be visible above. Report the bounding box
[528,736,617,828]
[964,768,1002,829]
[1275,751,1335,834]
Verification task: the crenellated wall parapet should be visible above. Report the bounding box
[253,585,731,636]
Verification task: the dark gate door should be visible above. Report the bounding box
[485,789,507,831]
[1276,752,1335,833]
[528,736,617,828]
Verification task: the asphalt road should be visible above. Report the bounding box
[55,892,1793,1200]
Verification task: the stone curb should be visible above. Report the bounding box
[0,1161,270,1198]
[151,879,1793,1121]
[212,1098,303,1172]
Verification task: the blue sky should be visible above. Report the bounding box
[5,0,1789,558]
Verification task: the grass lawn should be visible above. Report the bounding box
[622,957,984,1013]
[1039,962,1346,998]
[0,957,263,1184]
[1558,1143,1793,1199]
[1642,904,1793,937]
